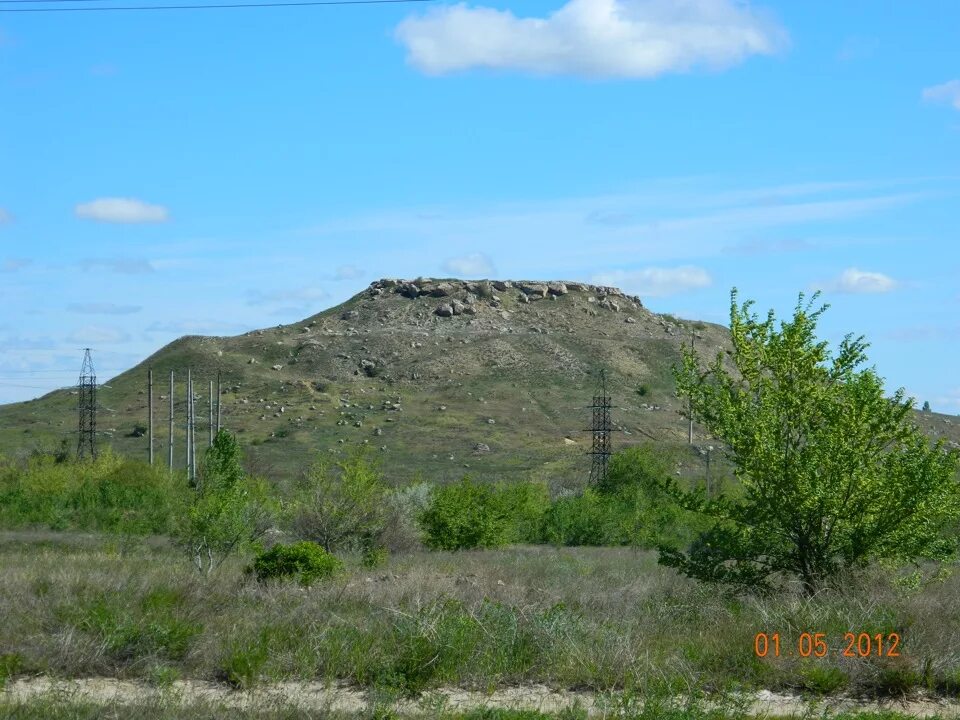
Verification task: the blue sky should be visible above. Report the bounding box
[0,0,958,409]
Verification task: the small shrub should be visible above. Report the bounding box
[0,653,23,690]
[636,384,649,397]
[418,477,510,551]
[220,632,270,689]
[873,663,922,697]
[799,665,848,694]
[249,541,343,586]
[361,545,389,568]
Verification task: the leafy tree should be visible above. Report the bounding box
[176,430,274,575]
[922,400,932,412]
[291,446,389,552]
[662,289,960,595]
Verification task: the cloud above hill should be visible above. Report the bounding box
[441,252,496,277]
[922,79,960,111]
[395,0,788,78]
[814,268,898,294]
[591,265,711,296]
[75,197,169,224]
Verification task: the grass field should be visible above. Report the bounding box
[1,532,959,705]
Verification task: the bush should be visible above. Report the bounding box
[497,481,550,544]
[419,477,511,551]
[540,489,623,546]
[380,482,433,553]
[249,541,343,586]
[291,447,388,552]
[0,451,185,535]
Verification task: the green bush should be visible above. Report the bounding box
[0,451,186,534]
[418,477,511,551]
[497,481,550,543]
[249,541,343,586]
[540,489,623,546]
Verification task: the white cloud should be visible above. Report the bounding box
[334,264,364,281]
[441,252,496,277]
[75,197,169,224]
[815,268,898,294]
[67,326,130,344]
[591,265,711,296]
[395,0,788,79]
[67,302,142,315]
[922,80,960,111]
[0,208,11,224]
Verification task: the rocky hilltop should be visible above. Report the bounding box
[1,278,957,486]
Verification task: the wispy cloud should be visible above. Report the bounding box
[721,237,814,255]
[333,265,364,281]
[245,286,329,307]
[75,197,169,224]
[145,319,249,335]
[441,252,496,277]
[67,302,142,315]
[1,258,31,272]
[67,326,130,345]
[591,266,711,297]
[396,0,788,79]
[836,35,878,62]
[922,79,960,111]
[79,258,155,274]
[303,177,937,269]
[886,324,960,343]
[814,268,899,294]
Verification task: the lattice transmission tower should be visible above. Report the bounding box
[586,368,613,486]
[77,348,97,460]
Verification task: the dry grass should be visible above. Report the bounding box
[1,534,958,698]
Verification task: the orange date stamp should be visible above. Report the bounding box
[753,632,901,659]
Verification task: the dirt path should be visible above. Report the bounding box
[4,678,960,717]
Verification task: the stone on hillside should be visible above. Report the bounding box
[517,293,529,304]
[271,364,283,371]
[435,304,454,317]
[473,442,491,454]
[397,283,420,298]
[519,282,548,298]
[341,310,359,320]
[492,280,512,291]
[248,358,258,364]
[547,283,568,295]
[487,418,496,424]
[451,300,465,315]
[463,305,477,315]
[566,282,588,292]
[625,316,636,323]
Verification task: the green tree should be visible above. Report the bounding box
[176,430,273,575]
[291,446,389,552]
[922,400,932,412]
[662,289,960,595]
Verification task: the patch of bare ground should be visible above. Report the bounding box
[5,679,960,717]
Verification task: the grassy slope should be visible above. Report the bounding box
[1,279,958,486]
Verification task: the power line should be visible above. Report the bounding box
[0,0,434,11]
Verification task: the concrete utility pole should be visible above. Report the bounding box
[216,371,222,435]
[688,331,695,444]
[186,368,192,481]
[148,369,154,465]
[190,374,197,482]
[208,379,214,447]
[168,370,174,471]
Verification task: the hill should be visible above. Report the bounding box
[1,278,958,486]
